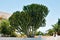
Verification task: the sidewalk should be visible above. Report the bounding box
[42,36,60,40]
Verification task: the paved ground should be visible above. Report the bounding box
[0,37,41,40]
[42,36,60,40]
[0,36,59,40]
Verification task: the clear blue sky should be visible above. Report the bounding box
[0,0,60,33]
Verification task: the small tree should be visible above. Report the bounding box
[47,19,60,36]
[52,19,60,35]
[0,20,16,37]
[58,19,60,35]
[0,20,10,36]
[47,29,54,36]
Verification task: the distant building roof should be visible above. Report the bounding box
[0,11,11,20]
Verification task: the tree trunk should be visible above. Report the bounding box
[57,32,60,35]
[26,26,35,38]
[27,34,34,38]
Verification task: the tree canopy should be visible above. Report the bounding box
[23,4,49,30]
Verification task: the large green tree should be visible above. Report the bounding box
[9,4,49,37]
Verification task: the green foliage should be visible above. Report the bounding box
[35,31,44,36]
[52,24,58,32]
[0,20,16,37]
[47,19,60,36]
[9,4,49,37]
[23,4,49,28]
[52,19,60,35]
[47,24,58,36]
[47,29,54,36]
[0,20,10,35]
[10,32,17,37]
[58,19,60,25]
